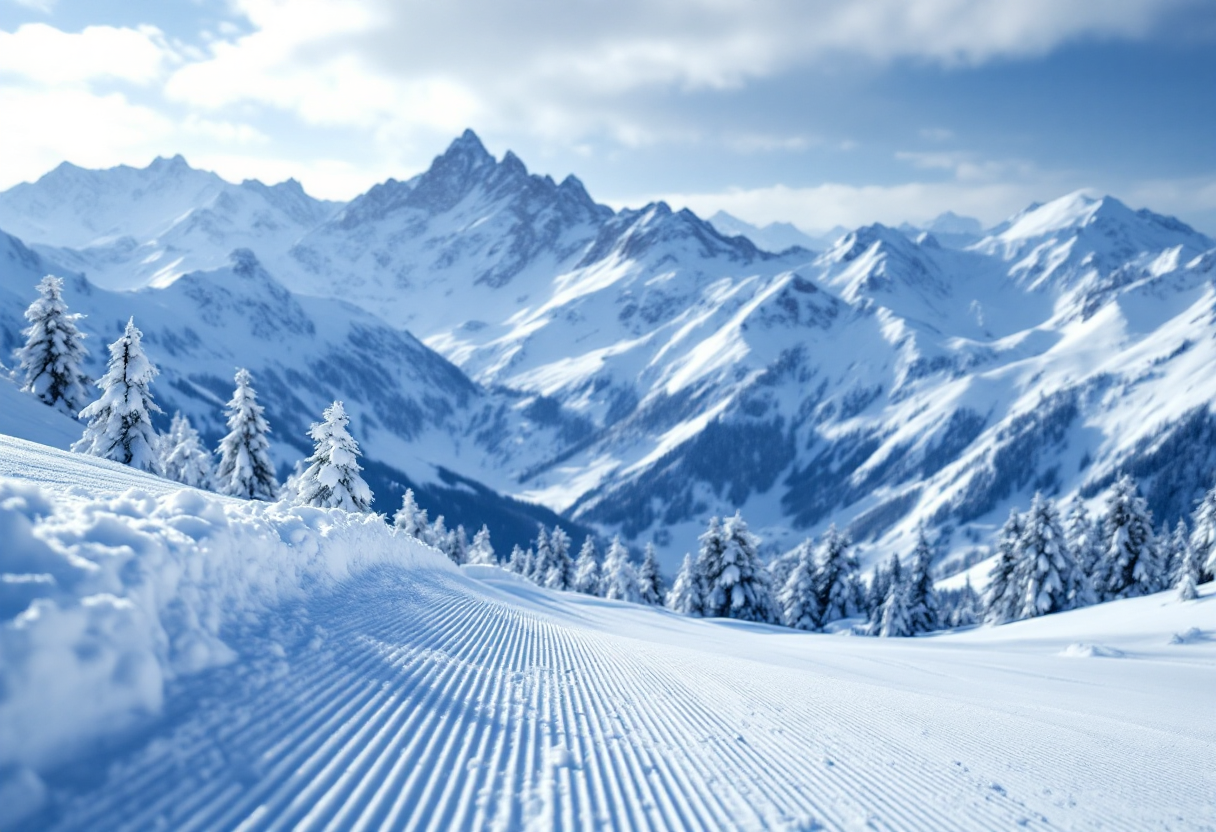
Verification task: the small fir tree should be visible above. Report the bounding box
[703,511,774,623]
[1014,493,1083,619]
[984,509,1023,624]
[530,526,554,585]
[467,525,497,565]
[1094,474,1159,600]
[1189,484,1216,582]
[878,577,914,638]
[572,536,602,595]
[778,539,821,631]
[394,489,427,537]
[905,528,940,633]
[1162,519,1190,586]
[507,545,528,575]
[296,400,373,512]
[666,553,702,615]
[601,537,640,603]
[1175,536,1201,601]
[546,527,575,591]
[636,543,665,606]
[866,561,891,621]
[816,525,856,625]
[949,578,980,628]
[214,368,278,500]
[15,274,90,416]
[694,516,727,616]
[162,411,213,489]
[1065,495,1102,578]
[72,317,161,472]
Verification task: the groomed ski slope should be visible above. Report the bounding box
[3,438,1214,831]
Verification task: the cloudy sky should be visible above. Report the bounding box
[2,0,1214,232]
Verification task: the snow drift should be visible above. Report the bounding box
[0,472,449,778]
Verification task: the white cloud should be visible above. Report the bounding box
[0,23,172,86]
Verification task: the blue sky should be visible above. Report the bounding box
[1,0,1213,233]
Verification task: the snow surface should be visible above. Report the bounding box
[2,437,1214,831]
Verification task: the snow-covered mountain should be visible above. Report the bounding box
[0,231,581,550]
[3,133,1216,573]
[708,211,835,253]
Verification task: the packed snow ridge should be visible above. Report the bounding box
[1,439,1214,831]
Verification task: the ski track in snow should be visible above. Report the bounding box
[34,565,1214,832]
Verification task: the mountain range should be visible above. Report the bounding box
[2,129,1215,572]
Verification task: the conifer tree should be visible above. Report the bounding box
[447,525,469,565]
[1175,535,1201,602]
[161,411,213,489]
[572,536,602,595]
[878,577,914,637]
[816,525,856,625]
[1189,484,1216,582]
[467,525,497,565]
[984,509,1023,624]
[1065,495,1102,577]
[694,516,726,616]
[15,275,90,416]
[1014,492,1084,618]
[73,318,161,472]
[666,553,702,615]
[546,527,575,590]
[601,537,640,603]
[905,527,940,633]
[950,578,980,628]
[866,561,891,621]
[394,489,427,538]
[214,368,278,500]
[703,511,774,622]
[1162,519,1190,586]
[778,539,821,631]
[507,545,528,575]
[530,526,553,585]
[296,400,372,512]
[1094,474,1159,600]
[636,543,665,605]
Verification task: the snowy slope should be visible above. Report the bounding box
[2,440,1213,831]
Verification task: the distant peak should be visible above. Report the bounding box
[148,153,191,172]
[443,129,493,165]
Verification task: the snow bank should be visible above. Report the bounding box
[0,477,451,776]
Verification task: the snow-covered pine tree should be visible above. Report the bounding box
[950,577,979,628]
[1189,484,1216,583]
[905,527,940,633]
[296,400,373,512]
[866,560,891,621]
[815,525,856,626]
[1094,474,1159,600]
[1175,534,1200,601]
[507,545,528,574]
[694,516,726,616]
[546,527,575,591]
[704,511,774,623]
[777,539,821,630]
[666,553,702,615]
[878,576,914,638]
[15,274,90,416]
[1065,495,1101,578]
[447,525,469,566]
[1013,492,1084,619]
[572,536,601,595]
[214,368,278,500]
[427,515,450,555]
[636,543,665,605]
[72,317,161,472]
[161,412,213,489]
[527,526,552,585]
[601,537,640,603]
[983,509,1023,624]
[467,525,497,565]
[394,489,427,538]
[1162,519,1190,586]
